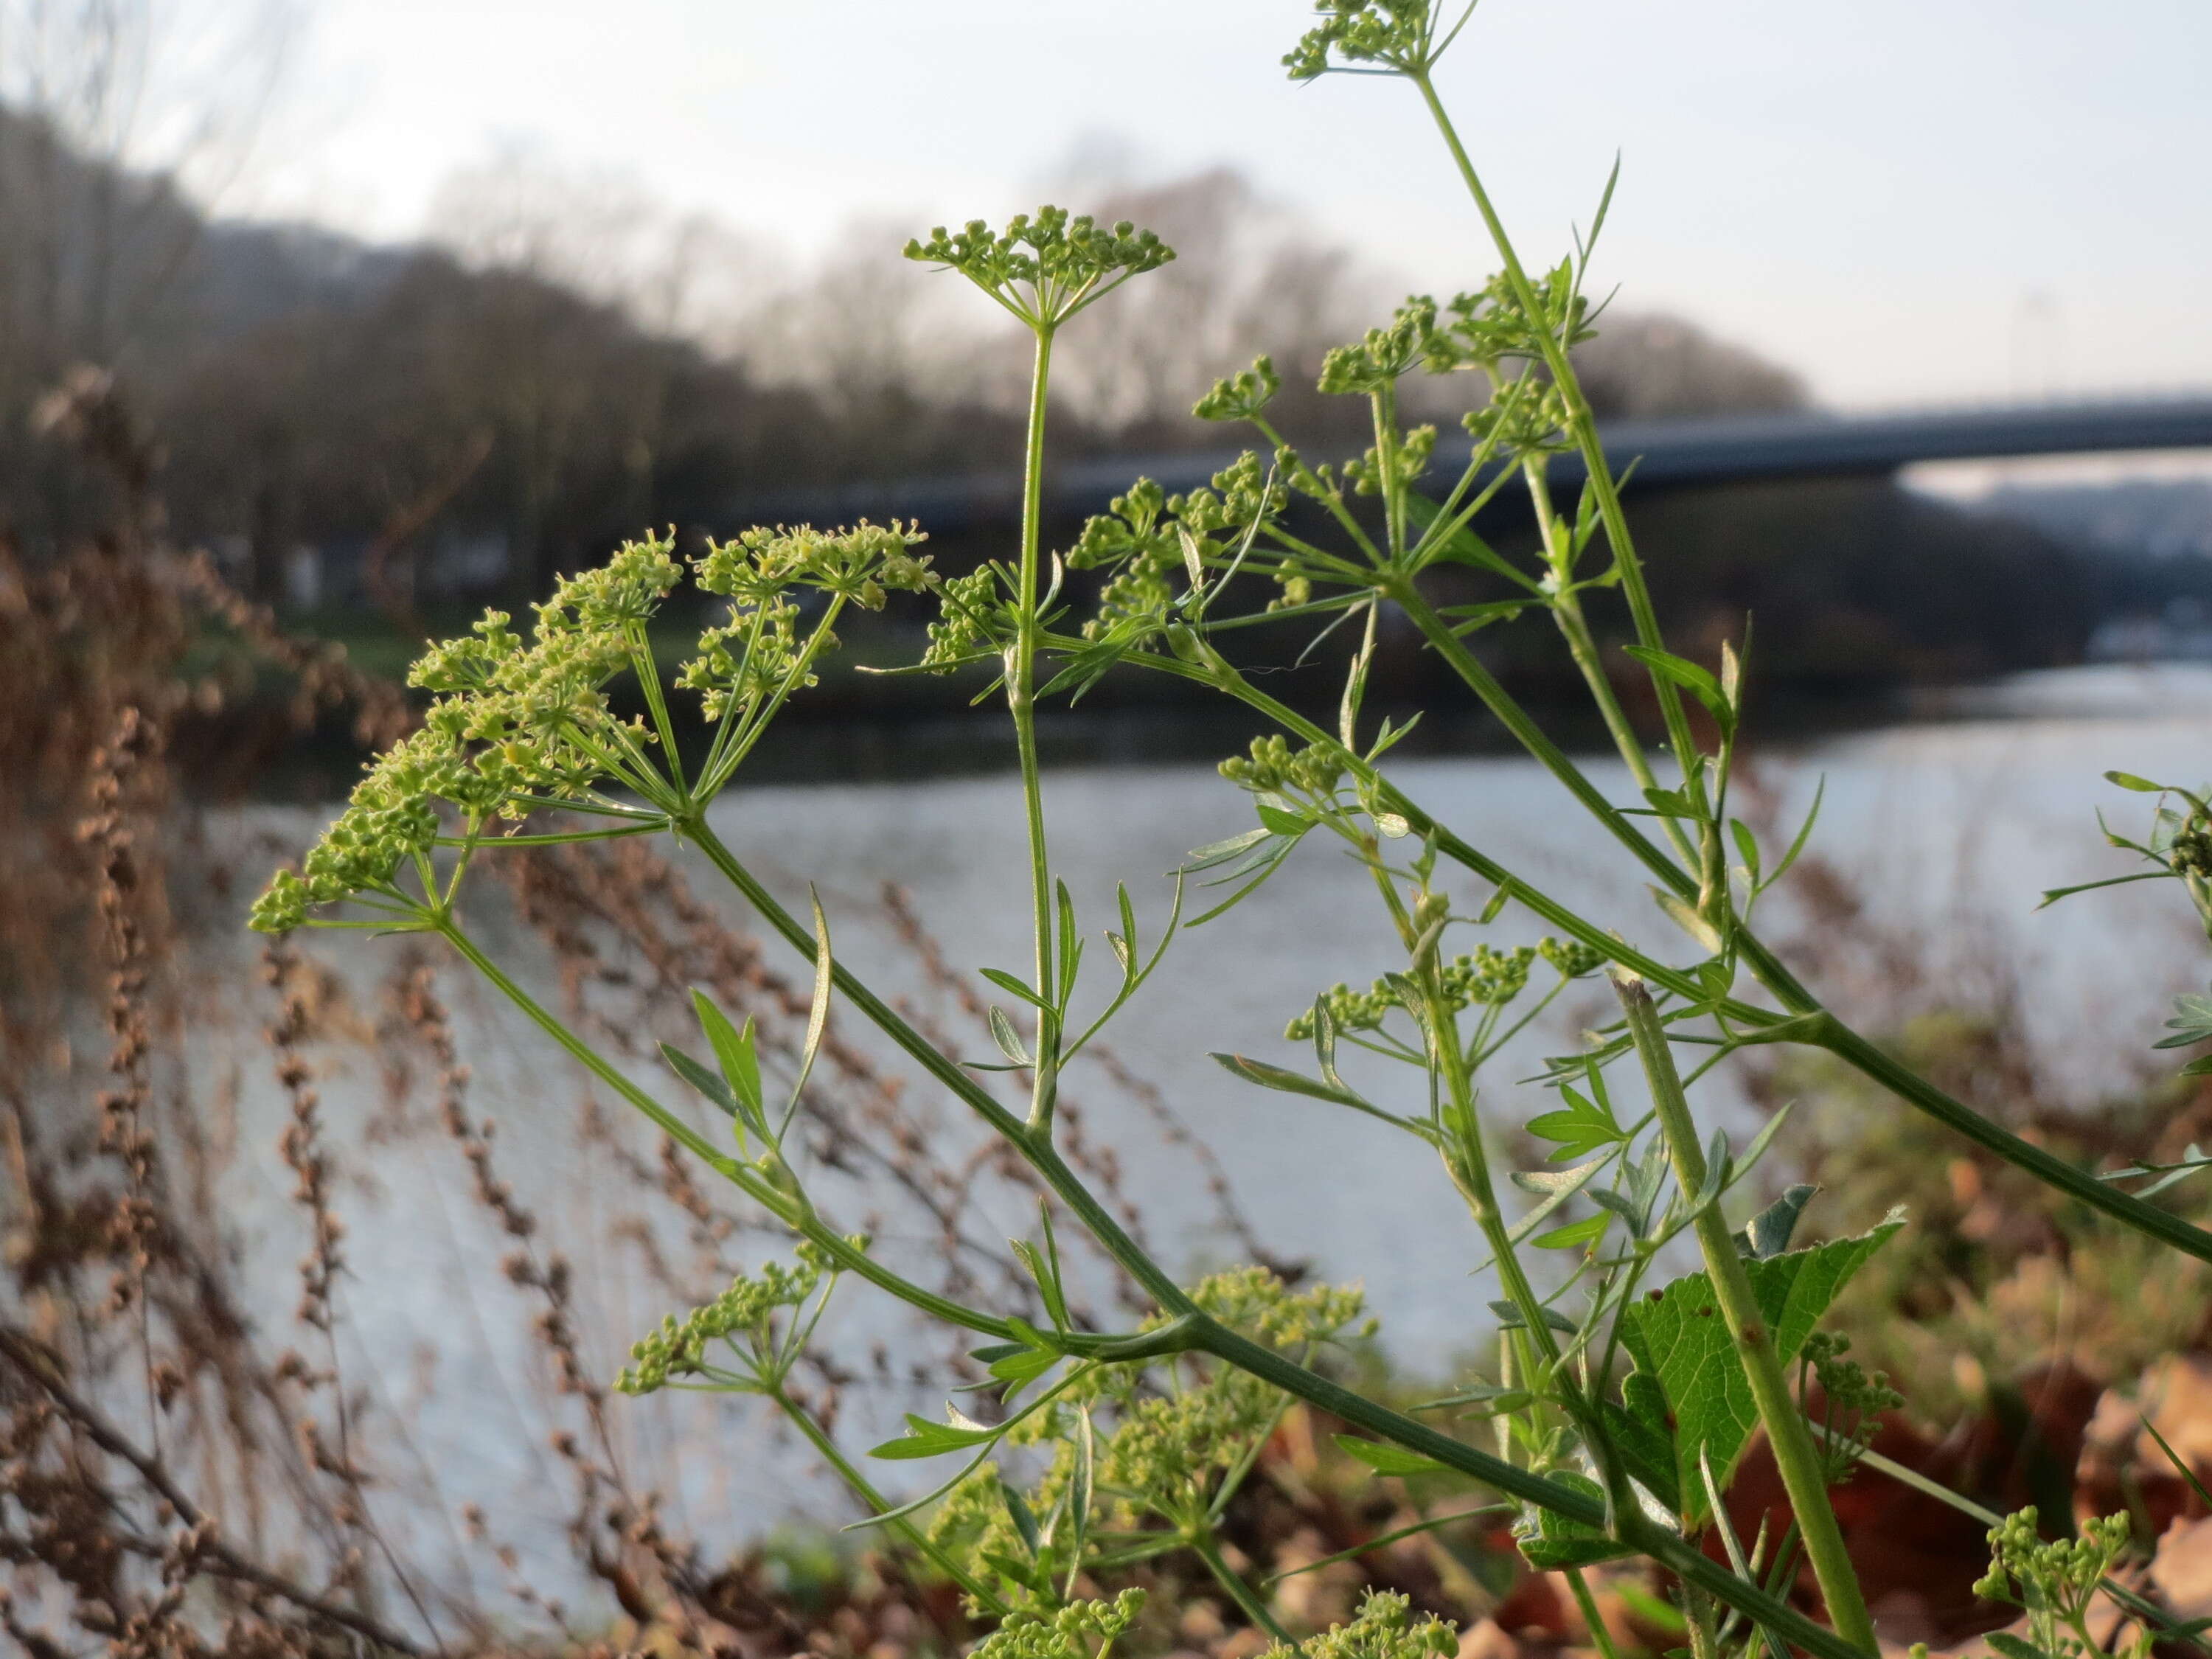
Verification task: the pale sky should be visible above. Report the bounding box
[226,0,2212,411]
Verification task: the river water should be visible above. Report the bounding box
[170,663,2212,1581]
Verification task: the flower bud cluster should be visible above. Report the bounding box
[1972,1506,2137,1657]
[905,209,1172,327]
[920,568,1009,671]
[1318,298,1437,396]
[613,1253,823,1395]
[1283,1,1439,81]
[1217,735,1344,798]
[254,525,933,930]
[1094,1270,1367,1522]
[1068,456,1285,638]
[1193,354,1282,423]
[1802,1332,1903,1478]
[969,1590,1147,1659]
[1341,425,1438,498]
[1537,937,1607,979]
[1260,1591,1455,1659]
[695,520,931,611]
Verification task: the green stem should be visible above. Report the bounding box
[1409,69,1700,789]
[1194,1321,1869,1659]
[1014,324,1063,1134]
[1187,1526,1293,1647]
[1565,1568,1624,1659]
[1520,459,1697,870]
[1614,975,1878,1655]
[434,921,1023,1341]
[674,821,1858,1652]
[1276,591,2212,1263]
[1814,1018,2212,1264]
[1385,577,1689,891]
[769,1385,1007,1615]
[681,820,1195,1318]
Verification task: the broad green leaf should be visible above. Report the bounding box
[1514,1471,1632,1569]
[1333,1435,1453,1478]
[1985,1634,2053,1659]
[1596,1370,1682,1514]
[1619,1211,1904,1523]
[2106,771,2167,793]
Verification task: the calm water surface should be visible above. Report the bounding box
[178,664,2212,1574]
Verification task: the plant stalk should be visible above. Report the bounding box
[1014,324,1063,1134]
[1613,973,1878,1654]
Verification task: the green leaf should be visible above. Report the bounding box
[1526,1083,1625,1160]
[981,967,1053,1012]
[2156,990,2212,1048]
[1333,1435,1453,1478]
[660,1042,740,1119]
[2106,771,2168,793]
[989,1006,1032,1068]
[1652,887,1725,956]
[1597,1370,1683,1514]
[1729,818,1762,886]
[1535,1212,1613,1251]
[1210,1051,1419,1136]
[690,989,768,1138]
[1733,1184,1820,1260]
[1489,1299,1576,1335]
[1514,1471,1632,1569]
[869,1411,1002,1461]
[1256,801,1311,838]
[1985,1634,2053,1659]
[1185,827,1270,868]
[1620,1211,1905,1524]
[785,891,835,1131]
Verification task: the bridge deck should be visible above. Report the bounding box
[744,394,2212,532]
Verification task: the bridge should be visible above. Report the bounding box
[751,393,2212,534]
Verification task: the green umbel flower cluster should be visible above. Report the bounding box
[905,208,1172,329]
[1973,1508,2142,1659]
[1284,946,1532,1040]
[1800,1332,1903,1482]
[613,1254,823,1395]
[1259,1591,1455,1659]
[1093,1269,1367,1524]
[696,520,931,611]
[1283,1,1441,80]
[251,524,933,933]
[1192,354,1282,424]
[920,567,1010,670]
[967,1590,1147,1659]
[1537,937,1607,979]
[1065,456,1288,635]
[1317,298,1437,397]
[933,1270,1366,1614]
[1217,734,1344,799]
